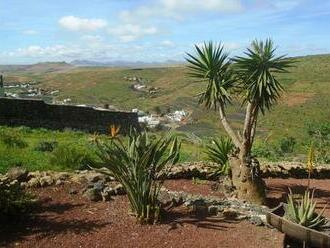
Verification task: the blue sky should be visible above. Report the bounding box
[1,0,330,64]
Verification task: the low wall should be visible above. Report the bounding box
[166,162,330,179]
[0,98,139,134]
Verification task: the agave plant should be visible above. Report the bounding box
[205,137,234,177]
[284,188,328,230]
[95,130,180,224]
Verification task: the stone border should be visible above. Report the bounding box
[168,162,330,179]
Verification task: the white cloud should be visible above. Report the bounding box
[119,0,243,22]
[161,0,243,13]
[22,29,38,35]
[81,35,103,43]
[271,0,301,10]
[12,45,79,58]
[2,42,152,63]
[108,24,159,42]
[1,40,188,64]
[224,42,241,51]
[194,41,241,51]
[161,40,175,47]
[58,16,107,32]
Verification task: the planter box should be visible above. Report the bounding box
[266,204,330,247]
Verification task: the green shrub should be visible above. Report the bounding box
[0,179,35,220]
[205,137,233,177]
[50,143,96,170]
[306,122,330,138]
[278,137,296,153]
[305,122,330,163]
[252,141,280,161]
[34,140,58,152]
[0,130,28,148]
[16,126,33,134]
[95,130,180,224]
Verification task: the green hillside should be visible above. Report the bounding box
[2,54,330,161]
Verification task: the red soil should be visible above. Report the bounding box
[4,178,329,248]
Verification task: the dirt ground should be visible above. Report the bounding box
[1,178,329,248]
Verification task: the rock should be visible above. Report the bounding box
[208,205,219,215]
[27,178,40,188]
[9,179,19,187]
[187,199,208,214]
[27,171,39,181]
[101,187,113,201]
[85,173,104,183]
[113,184,125,195]
[71,174,87,184]
[39,176,54,187]
[84,188,102,202]
[6,167,28,182]
[93,180,106,191]
[222,208,239,219]
[69,189,78,195]
[249,215,265,226]
[55,179,64,186]
[0,175,9,183]
[54,172,71,181]
[20,182,27,188]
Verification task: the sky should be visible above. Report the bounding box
[1,0,330,64]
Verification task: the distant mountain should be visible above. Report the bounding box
[70,60,184,68]
[0,62,74,74]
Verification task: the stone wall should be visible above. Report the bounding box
[166,161,330,179]
[0,97,139,134]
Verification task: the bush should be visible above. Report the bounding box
[50,143,96,170]
[0,179,35,220]
[252,141,280,161]
[95,131,180,224]
[34,140,58,152]
[278,137,296,153]
[305,122,330,163]
[0,130,28,148]
[205,137,234,177]
[306,122,330,138]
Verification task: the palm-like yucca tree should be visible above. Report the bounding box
[186,39,293,203]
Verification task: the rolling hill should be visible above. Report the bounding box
[1,54,330,158]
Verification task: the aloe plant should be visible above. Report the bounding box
[205,137,234,177]
[285,188,328,230]
[95,130,180,224]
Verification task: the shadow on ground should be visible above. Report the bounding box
[162,206,238,231]
[0,199,110,247]
[266,182,330,210]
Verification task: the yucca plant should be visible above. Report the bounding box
[95,130,180,224]
[284,188,328,230]
[205,137,234,177]
[186,39,293,203]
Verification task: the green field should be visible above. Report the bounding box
[1,54,329,172]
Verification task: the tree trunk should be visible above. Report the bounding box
[229,151,266,204]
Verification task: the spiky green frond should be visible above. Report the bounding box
[186,42,236,109]
[233,39,294,114]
